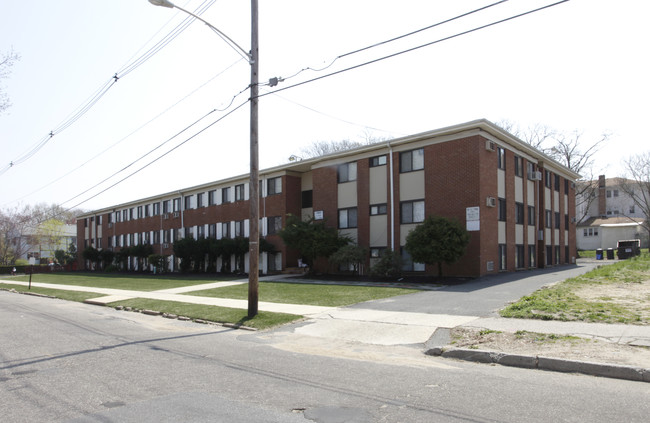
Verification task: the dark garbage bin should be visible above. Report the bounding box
[596,248,603,260]
[617,239,641,259]
[606,248,615,260]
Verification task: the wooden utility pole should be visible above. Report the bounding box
[248,0,259,317]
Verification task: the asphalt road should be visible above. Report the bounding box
[1,288,648,423]
[350,261,603,317]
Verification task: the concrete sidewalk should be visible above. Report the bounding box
[3,275,650,382]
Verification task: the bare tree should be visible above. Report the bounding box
[619,152,650,251]
[294,130,393,160]
[0,48,20,115]
[496,119,610,223]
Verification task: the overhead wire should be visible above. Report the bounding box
[0,0,219,177]
[260,0,570,98]
[33,0,571,213]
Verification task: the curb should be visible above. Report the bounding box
[425,347,650,383]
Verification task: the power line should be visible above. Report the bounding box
[0,0,220,177]
[260,0,570,98]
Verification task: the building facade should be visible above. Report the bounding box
[77,120,580,277]
[576,175,648,250]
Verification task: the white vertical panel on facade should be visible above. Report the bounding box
[498,221,506,244]
[244,183,250,201]
[399,171,425,201]
[515,225,524,244]
[515,177,523,203]
[528,226,536,245]
[498,170,506,198]
[369,166,388,204]
[554,191,560,212]
[216,224,222,239]
[216,189,223,205]
[527,180,535,205]
[244,219,250,237]
[545,228,551,245]
[337,182,357,208]
[261,217,268,236]
[369,216,387,246]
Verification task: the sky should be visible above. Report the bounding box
[1,0,648,213]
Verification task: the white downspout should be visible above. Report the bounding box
[387,141,396,251]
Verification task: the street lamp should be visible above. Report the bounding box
[148,0,260,317]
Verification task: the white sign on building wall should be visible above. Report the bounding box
[466,206,480,231]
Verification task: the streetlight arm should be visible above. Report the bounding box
[148,0,252,63]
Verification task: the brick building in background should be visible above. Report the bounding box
[77,119,580,277]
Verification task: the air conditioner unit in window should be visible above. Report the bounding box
[173,212,180,218]
[485,140,496,152]
[486,196,497,207]
[163,213,169,219]
[571,217,577,223]
[528,171,542,181]
[163,243,170,249]
[107,223,113,228]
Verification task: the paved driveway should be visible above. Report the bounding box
[348,261,603,317]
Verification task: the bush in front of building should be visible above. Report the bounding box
[369,249,403,278]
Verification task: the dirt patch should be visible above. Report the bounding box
[573,280,650,322]
[449,327,650,368]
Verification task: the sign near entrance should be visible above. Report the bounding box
[466,206,480,231]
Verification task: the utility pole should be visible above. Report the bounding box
[248,0,259,317]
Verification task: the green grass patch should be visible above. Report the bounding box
[514,330,583,344]
[108,298,301,330]
[478,329,502,336]
[185,281,414,307]
[5,272,239,292]
[501,253,650,324]
[0,284,104,302]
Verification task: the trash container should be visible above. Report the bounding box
[606,248,615,260]
[596,248,603,260]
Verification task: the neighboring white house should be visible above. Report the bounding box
[576,175,648,251]
[16,223,77,264]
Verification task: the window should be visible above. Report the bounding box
[528,205,535,226]
[565,179,569,193]
[370,204,387,215]
[144,205,150,218]
[208,190,216,206]
[301,190,313,208]
[554,174,560,191]
[153,231,160,244]
[184,195,193,210]
[338,208,358,229]
[565,214,569,228]
[152,202,160,216]
[115,212,121,223]
[613,189,619,197]
[630,205,636,214]
[173,198,181,212]
[221,222,231,239]
[197,193,204,208]
[498,244,507,271]
[235,184,245,201]
[129,208,135,220]
[497,147,506,170]
[370,247,386,258]
[337,162,357,183]
[370,155,386,167]
[209,224,216,239]
[514,156,523,177]
[234,221,244,237]
[545,210,552,228]
[515,245,525,269]
[267,177,282,195]
[400,148,424,173]
[137,206,143,219]
[545,171,551,188]
[401,248,425,272]
[555,212,561,229]
[606,190,612,198]
[498,198,507,222]
[197,225,205,239]
[515,202,524,224]
[401,200,425,224]
[163,200,170,214]
[528,245,536,268]
[122,210,128,221]
[546,246,553,265]
[268,216,282,235]
[222,187,231,203]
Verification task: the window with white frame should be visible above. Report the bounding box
[197,192,204,208]
[370,155,386,167]
[401,248,425,272]
[400,148,424,173]
[208,190,216,206]
[173,198,181,212]
[234,221,245,237]
[222,187,231,203]
[497,147,505,170]
[222,222,231,238]
[184,195,193,210]
[400,200,424,224]
[337,162,357,183]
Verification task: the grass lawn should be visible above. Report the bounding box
[0,283,105,302]
[107,298,301,330]
[500,253,650,324]
[185,282,416,307]
[5,272,239,291]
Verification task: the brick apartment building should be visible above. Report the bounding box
[77,119,580,277]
